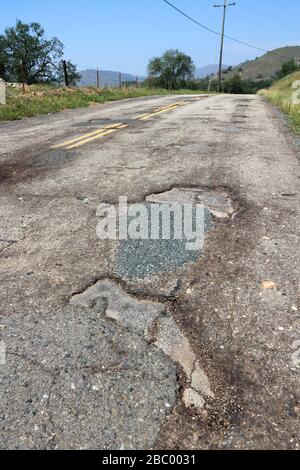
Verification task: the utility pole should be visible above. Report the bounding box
[119,72,122,89]
[96,68,100,88]
[207,75,213,93]
[214,0,236,92]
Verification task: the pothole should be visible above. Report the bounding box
[70,279,214,413]
[146,187,235,220]
[96,188,235,281]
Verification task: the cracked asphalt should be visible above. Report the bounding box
[0,93,299,450]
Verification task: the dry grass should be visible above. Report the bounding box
[0,84,204,121]
[259,72,300,133]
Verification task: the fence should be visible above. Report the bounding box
[71,65,141,90]
[0,60,143,95]
[0,79,6,104]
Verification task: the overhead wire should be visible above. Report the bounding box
[162,0,298,61]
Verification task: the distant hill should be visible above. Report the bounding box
[195,64,229,79]
[79,70,143,87]
[225,46,300,81]
[79,47,300,87]
[80,66,227,86]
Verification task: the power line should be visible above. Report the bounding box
[238,0,300,34]
[228,6,299,40]
[162,0,297,61]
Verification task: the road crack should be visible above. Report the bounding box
[70,279,215,413]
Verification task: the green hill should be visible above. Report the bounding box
[259,71,300,132]
[226,46,300,81]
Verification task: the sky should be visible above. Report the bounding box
[1,0,299,75]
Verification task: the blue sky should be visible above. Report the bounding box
[1,0,299,74]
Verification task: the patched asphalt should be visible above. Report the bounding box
[0,301,178,450]
[117,203,213,280]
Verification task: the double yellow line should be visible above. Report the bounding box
[135,101,188,121]
[52,122,128,150]
[52,100,189,150]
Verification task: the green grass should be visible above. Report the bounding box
[0,84,206,121]
[259,71,300,133]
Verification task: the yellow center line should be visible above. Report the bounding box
[153,101,186,112]
[51,100,190,150]
[138,105,181,121]
[134,101,187,120]
[52,123,124,149]
[66,124,129,149]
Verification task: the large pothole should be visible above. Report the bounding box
[97,187,235,282]
[71,279,215,414]
[146,187,235,220]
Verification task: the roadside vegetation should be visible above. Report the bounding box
[0,19,80,85]
[0,85,204,121]
[259,71,300,133]
[188,74,273,94]
[1,19,300,123]
[145,49,195,89]
[188,59,300,95]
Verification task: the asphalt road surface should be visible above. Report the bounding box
[0,94,299,450]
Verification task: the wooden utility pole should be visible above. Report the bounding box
[119,72,122,89]
[96,68,100,88]
[136,75,139,88]
[62,60,69,87]
[207,75,213,93]
[214,0,236,92]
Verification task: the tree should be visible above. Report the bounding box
[56,60,81,87]
[223,75,245,94]
[0,20,64,84]
[275,59,300,80]
[147,49,195,90]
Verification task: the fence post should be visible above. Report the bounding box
[19,60,26,94]
[63,60,69,87]
[0,63,5,80]
[0,79,6,105]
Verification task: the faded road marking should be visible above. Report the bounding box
[52,122,124,149]
[135,101,188,121]
[66,124,129,149]
[51,100,190,150]
[134,101,185,119]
